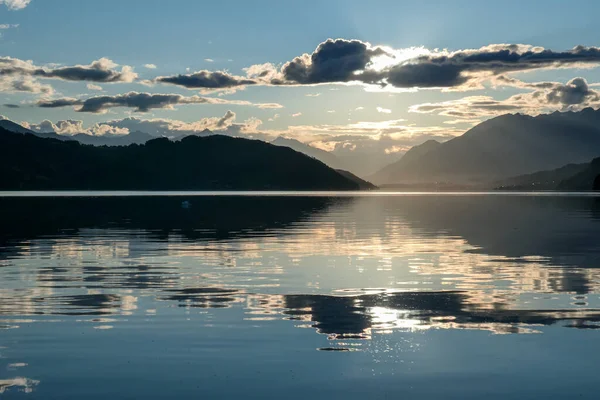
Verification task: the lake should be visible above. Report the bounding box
[1,193,600,399]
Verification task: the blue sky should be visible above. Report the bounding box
[2,0,600,158]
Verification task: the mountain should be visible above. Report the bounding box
[0,119,35,134]
[370,140,440,184]
[272,136,400,178]
[334,170,377,190]
[557,157,600,191]
[71,131,154,146]
[371,108,600,185]
[495,163,589,190]
[272,136,346,170]
[0,128,364,190]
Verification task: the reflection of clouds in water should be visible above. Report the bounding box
[1,195,600,346]
[7,363,28,370]
[0,377,39,394]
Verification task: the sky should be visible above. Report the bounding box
[2,0,600,161]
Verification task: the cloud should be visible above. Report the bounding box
[86,83,103,91]
[268,113,280,122]
[204,58,214,63]
[24,111,266,141]
[0,57,137,94]
[144,64,157,69]
[355,106,364,111]
[33,58,137,83]
[35,91,283,113]
[291,112,302,117]
[410,77,600,123]
[376,107,391,113]
[103,111,243,136]
[155,70,255,90]
[238,39,600,91]
[0,74,54,94]
[277,38,388,85]
[305,93,321,97]
[0,0,31,10]
[23,119,129,136]
[0,24,19,29]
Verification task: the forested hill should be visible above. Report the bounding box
[0,129,365,191]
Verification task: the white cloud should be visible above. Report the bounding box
[204,58,214,63]
[87,83,103,91]
[0,0,31,10]
[376,107,392,114]
[410,77,600,124]
[291,112,302,117]
[143,64,157,69]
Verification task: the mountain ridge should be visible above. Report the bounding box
[371,108,600,185]
[0,128,370,191]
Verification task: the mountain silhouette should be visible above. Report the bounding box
[370,139,441,184]
[557,157,600,190]
[0,128,367,190]
[0,119,35,134]
[371,108,600,185]
[272,136,346,170]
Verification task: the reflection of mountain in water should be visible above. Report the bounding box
[0,196,341,253]
[368,195,600,267]
[3,195,600,346]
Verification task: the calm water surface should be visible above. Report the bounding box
[1,193,600,399]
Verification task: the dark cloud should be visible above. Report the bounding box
[385,45,600,89]
[156,70,255,89]
[4,103,20,108]
[0,57,137,84]
[243,40,600,90]
[36,92,282,113]
[545,77,599,106]
[34,58,136,83]
[37,98,82,109]
[280,38,388,85]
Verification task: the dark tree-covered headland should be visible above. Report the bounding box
[0,128,373,191]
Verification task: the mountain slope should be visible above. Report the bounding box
[0,119,35,134]
[495,163,589,190]
[272,136,345,170]
[557,157,600,190]
[370,140,440,184]
[334,170,377,190]
[371,108,600,185]
[0,128,363,190]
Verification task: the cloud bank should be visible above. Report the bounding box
[34,92,283,113]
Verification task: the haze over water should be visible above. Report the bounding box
[1,193,600,399]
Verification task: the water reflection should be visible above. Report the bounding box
[0,377,39,394]
[1,194,600,344]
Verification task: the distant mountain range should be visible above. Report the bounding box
[371,108,600,186]
[271,136,397,177]
[272,136,346,170]
[0,127,374,191]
